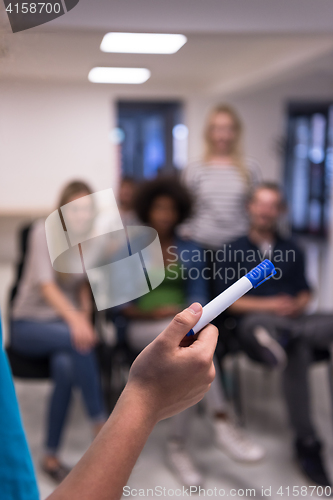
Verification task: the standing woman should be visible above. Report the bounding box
[182,104,261,292]
[11,181,106,483]
[181,105,264,462]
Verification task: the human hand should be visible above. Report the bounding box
[46,305,217,500]
[68,313,98,353]
[125,302,218,423]
[279,298,301,317]
[281,299,308,317]
[267,295,301,317]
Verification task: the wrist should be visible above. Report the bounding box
[119,384,159,429]
[80,308,92,320]
[65,309,84,325]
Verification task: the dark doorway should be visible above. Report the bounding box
[117,101,185,180]
[284,102,333,238]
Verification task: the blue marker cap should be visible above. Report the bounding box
[245,259,276,288]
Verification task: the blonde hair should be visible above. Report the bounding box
[203,104,249,183]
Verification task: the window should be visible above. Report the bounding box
[284,102,333,237]
[116,101,187,180]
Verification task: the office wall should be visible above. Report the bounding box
[0,78,293,215]
[1,72,332,214]
[0,81,117,213]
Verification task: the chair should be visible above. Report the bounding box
[6,223,51,379]
[96,309,138,413]
[213,313,245,417]
[6,345,50,379]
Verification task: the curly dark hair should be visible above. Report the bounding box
[134,176,193,225]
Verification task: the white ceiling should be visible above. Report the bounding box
[30,0,333,34]
[0,0,333,96]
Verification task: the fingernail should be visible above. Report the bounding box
[188,302,202,315]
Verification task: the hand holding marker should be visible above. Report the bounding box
[187,259,276,336]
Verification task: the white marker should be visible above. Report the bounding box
[187,259,276,336]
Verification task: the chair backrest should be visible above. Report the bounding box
[7,222,50,379]
[6,345,50,379]
[9,224,33,307]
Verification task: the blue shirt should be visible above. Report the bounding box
[0,316,39,500]
[215,234,311,297]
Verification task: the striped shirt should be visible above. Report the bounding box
[181,159,261,250]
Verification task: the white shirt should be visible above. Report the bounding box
[181,159,261,250]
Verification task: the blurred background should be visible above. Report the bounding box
[1,0,333,498]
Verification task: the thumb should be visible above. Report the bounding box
[160,303,202,345]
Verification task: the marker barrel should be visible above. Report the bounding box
[191,276,253,335]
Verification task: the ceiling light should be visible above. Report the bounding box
[88,67,151,84]
[100,33,187,54]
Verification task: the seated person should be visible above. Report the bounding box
[122,177,264,488]
[11,181,106,483]
[215,182,331,487]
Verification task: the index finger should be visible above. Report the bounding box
[190,323,218,361]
